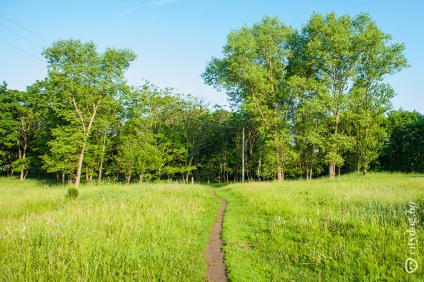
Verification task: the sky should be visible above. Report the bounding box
[1,0,423,113]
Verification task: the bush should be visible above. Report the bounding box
[66,187,79,200]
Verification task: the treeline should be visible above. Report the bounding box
[0,12,422,186]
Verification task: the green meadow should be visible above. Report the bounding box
[1,173,423,281]
[0,179,220,281]
[217,173,424,281]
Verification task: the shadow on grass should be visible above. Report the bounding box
[0,175,63,188]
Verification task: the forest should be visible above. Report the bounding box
[1,12,423,187]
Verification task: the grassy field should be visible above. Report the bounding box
[1,173,423,281]
[216,173,424,281]
[0,179,221,281]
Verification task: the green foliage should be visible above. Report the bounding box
[379,110,424,172]
[0,12,413,183]
[0,83,41,179]
[40,39,136,187]
[290,12,407,178]
[216,173,424,281]
[203,16,295,181]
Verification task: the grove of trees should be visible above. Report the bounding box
[1,12,422,186]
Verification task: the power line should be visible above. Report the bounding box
[0,14,50,44]
[0,39,45,62]
[0,24,45,48]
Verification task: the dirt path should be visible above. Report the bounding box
[205,190,227,282]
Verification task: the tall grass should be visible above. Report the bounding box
[217,173,424,281]
[0,179,220,281]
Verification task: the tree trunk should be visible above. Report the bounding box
[257,155,261,180]
[98,131,107,183]
[18,138,26,181]
[329,105,341,179]
[74,141,86,188]
[329,163,336,179]
[61,171,65,186]
[67,174,73,185]
[277,168,284,183]
[98,161,103,183]
[72,98,100,188]
[185,156,194,183]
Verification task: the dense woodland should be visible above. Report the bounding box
[1,12,423,187]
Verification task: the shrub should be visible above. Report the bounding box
[66,187,79,200]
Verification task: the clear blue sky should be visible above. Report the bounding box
[1,0,423,113]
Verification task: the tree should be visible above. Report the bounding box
[379,110,424,172]
[290,12,407,178]
[10,89,41,180]
[0,83,41,180]
[0,82,18,176]
[347,83,395,174]
[41,39,136,187]
[203,16,294,182]
[42,126,81,185]
[176,95,211,183]
[84,93,121,183]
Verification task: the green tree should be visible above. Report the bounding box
[41,39,136,187]
[379,110,424,172]
[84,93,121,183]
[0,83,41,180]
[10,89,41,180]
[42,126,81,185]
[0,82,19,176]
[203,16,294,182]
[347,83,395,174]
[197,108,239,182]
[291,12,407,178]
[119,83,178,181]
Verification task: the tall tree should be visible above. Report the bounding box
[290,12,407,178]
[203,16,294,182]
[41,39,136,187]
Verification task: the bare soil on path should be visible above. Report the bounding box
[205,190,227,282]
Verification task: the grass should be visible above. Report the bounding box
[0,178,221,281]
[1,173,423,281]
[216,173,424,281]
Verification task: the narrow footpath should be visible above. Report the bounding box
[205,190,228,282]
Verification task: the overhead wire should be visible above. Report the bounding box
[0,15,237,130]
[0,14,49,63]
[0,39,45,62]
[0,24,45,48]
[0,13,50,44]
